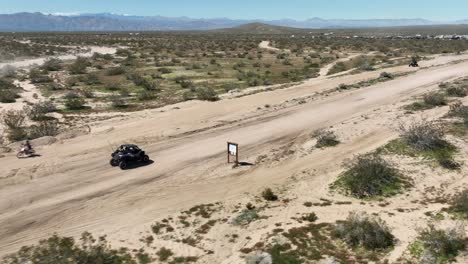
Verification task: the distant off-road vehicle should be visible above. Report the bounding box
[409,57,419,67]
[110,144,150,170]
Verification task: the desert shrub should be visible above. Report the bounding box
[156,247,173,261]
[6,127,28,142]
[338,83,350,90]
[65,97,86,110]
[106,66,126,76]
[302,212,318,222]
[137,91,157,101]
[399,119,446,151]
[106,83,121,91]
[445,86,467,97]
[262,188,278,201]
[29,120,60,138]
[158,67,172,74]
[449,189,468,219]
[232,209,259,226]
[1,109,26,129]
[29,68,52,83]
[414,224,466,263]
[336,154,401,198]
[111,96,128,108]
[47,83,64,91]
[142,80,159,91]
[423,93,447,106]
[0,65,17,78]
[69,57,90,74]
[1,232,136,264]
[84,73,101,85]
[81,88,95,98]
[380,72,394,79]
[449,102,468,124]
[0,90,19,103]
[24,101,56,121]
[313,129,340,148]
[333,212,395,250]
[41,58,63,72]
[196,87,219,101]
[0,78,20,103]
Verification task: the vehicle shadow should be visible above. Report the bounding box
[17,154,42,159]
[123,160,155,170]
[237,161,255,167]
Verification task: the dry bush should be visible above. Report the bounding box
[41,58,63,72]
[24,101,56,121]
[415,224,466,263]
[423,93,447,106]
[28,120,60,139]
[313,129,340,148]
[333,212,395,250]
[68,57,90,74]
[337,154,401,198]
[449,102,468,124]
[399,119,445,151]
[446,85,467,97]
[110,96,128,108]
[1,109,26,130]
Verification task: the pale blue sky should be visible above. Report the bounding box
[0,0,466,21]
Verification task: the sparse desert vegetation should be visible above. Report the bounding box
[1,23,468,264]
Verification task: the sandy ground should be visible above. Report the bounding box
[258,41,281,52]
[0,51,467,262]
[0,46,117,69]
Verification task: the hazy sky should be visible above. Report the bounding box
[0,0,466,21]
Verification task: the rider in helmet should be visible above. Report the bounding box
[24,140,32,153]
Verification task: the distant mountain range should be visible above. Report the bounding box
[0,12,467,32]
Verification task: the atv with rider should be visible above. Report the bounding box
[110,144,150,170]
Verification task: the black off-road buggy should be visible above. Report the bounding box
[110,144,150,170]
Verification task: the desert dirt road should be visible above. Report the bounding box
[1,52,468,258]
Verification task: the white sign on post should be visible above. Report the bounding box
[227,142,239,164]
[229,143,237,155]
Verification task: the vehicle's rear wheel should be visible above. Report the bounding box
[142,155,150,163]
[119,161,128,170]
[110,159,119,167]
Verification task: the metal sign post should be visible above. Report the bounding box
[227,142,239,164]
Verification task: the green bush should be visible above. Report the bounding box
[333,212,395,250]
[106,67,126,76]
[65,97,86,110]
[196,87,219,101]
[2,232,136,264]
[262,188,278,201]
[69,57,90,74]
[232,209,259,226]
[449,189,468,219]
[156,247,174,261]
[41,58,63,72]
[336,154,402,198]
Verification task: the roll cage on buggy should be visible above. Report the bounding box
[110,144,150,170]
